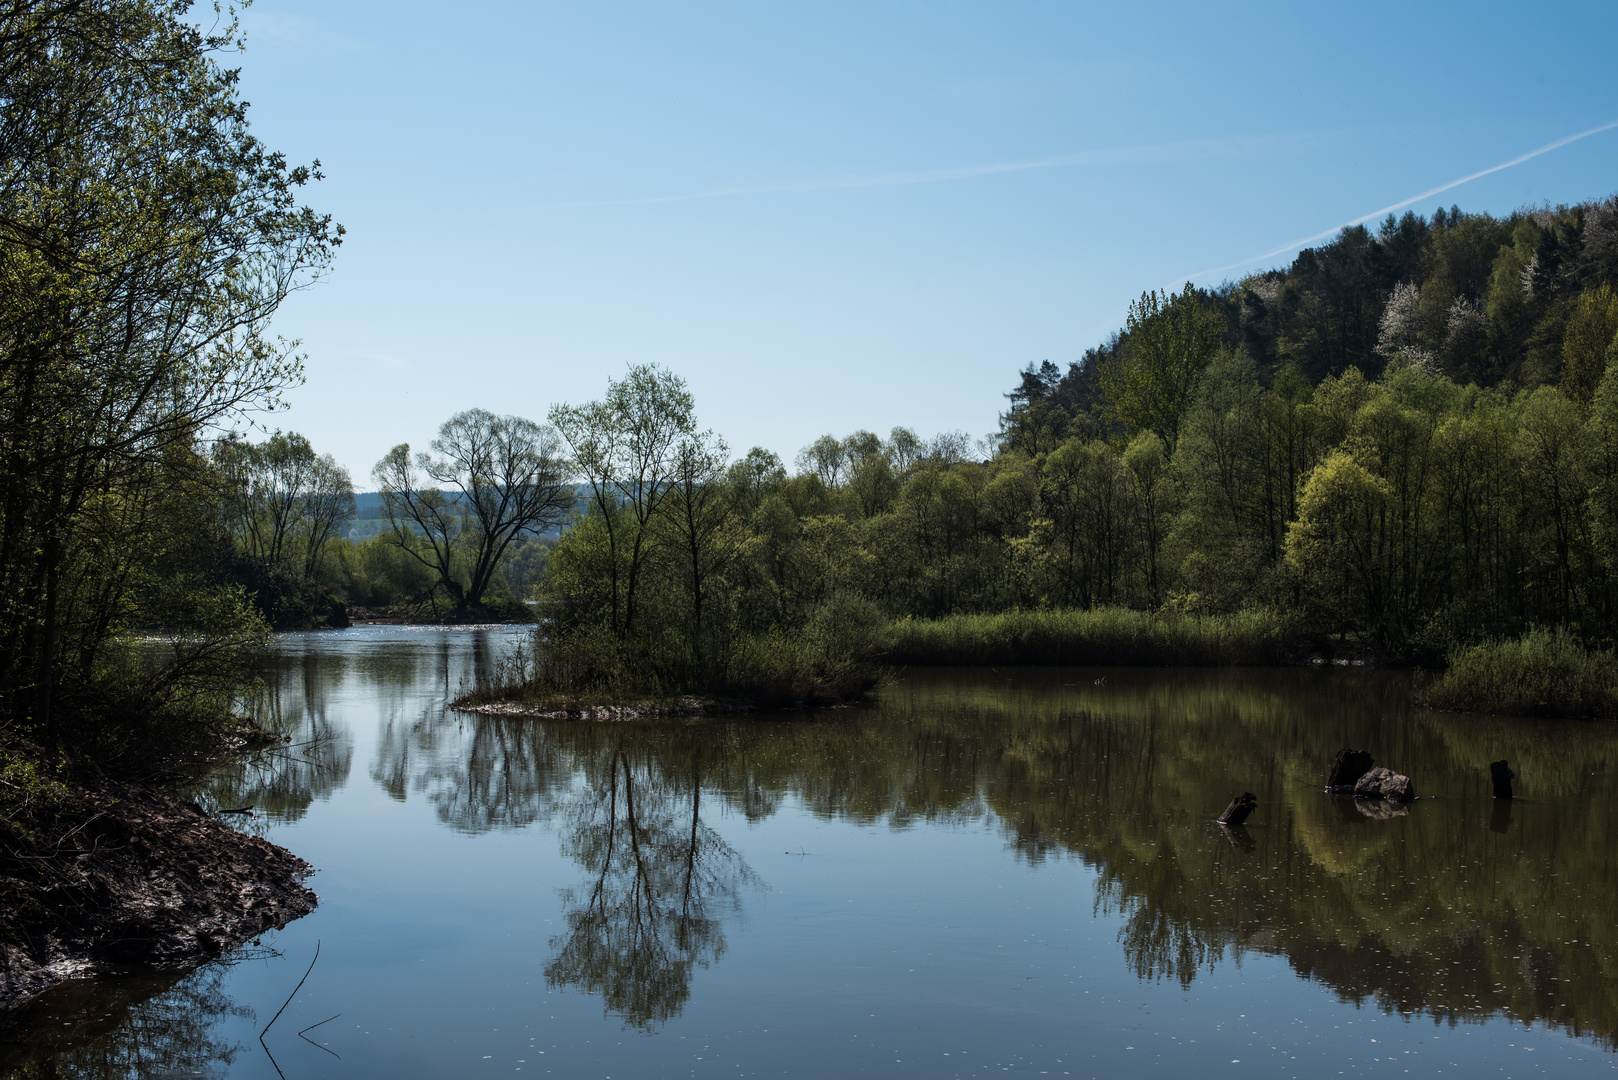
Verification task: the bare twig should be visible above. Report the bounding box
[298,1012,342,1058]
[260,939,320,1043]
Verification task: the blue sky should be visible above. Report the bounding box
[231,1,1618,483]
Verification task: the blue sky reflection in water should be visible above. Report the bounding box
[6,626,1618,1078]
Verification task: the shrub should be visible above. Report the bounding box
[1420,628,1618,718]
[458,600,884,713]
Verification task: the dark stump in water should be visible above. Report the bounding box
[1218,792,1258,825]
[1326,749,1374,793]
[1490,759,1515,800]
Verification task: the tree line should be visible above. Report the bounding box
[466,231,1618,704]
[993,200,1618,652]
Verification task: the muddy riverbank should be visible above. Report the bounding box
[0,773,315,1007]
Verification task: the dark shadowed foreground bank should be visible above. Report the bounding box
[0,770,315,1007]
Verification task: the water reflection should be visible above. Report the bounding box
[0,961,252,1080]
[404,667,1616,1044]
[898,670,1618,1045]
[195,648,357,825]
[546,743,755,1030]
[15,631,1617,1072]
[371,709,759,1028]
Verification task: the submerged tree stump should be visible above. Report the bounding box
[1218,792,1258,825]
[1490,759,1515,800]
[1326,749,1374,792]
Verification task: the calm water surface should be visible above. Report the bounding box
[3,626,1617,1078]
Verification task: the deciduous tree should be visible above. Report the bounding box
[551,366,696,636]
[1099,285,1224,453]
[0,0,339,733]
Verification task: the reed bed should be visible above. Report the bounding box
[879,607,1302,667]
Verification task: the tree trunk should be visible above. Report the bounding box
[1489,759,1515,800]
[1217,792,1257,825]
[1325,748,1374,792]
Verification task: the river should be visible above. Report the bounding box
[2,625,1616,1078]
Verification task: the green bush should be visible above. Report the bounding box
[320,535,435,608]
[0,746,67,839]
[879,606,1302,667]
[459,598,884,713]
[1420,628,1618,718]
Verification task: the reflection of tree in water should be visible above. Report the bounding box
[370,705,570,830]
[376,704,759,1029]
[373,652,1618,1047]
[202,647,354,824]
[918,668,1618,1047]
[0,960,250,1080]
[546,744,755,1030]
[367,632,559,827]
[421,715,568,832]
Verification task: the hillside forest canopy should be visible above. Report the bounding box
[459,199,1618,706]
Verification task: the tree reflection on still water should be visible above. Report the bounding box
[18,637,1618,1071]
[545,745,755,1030]
[359,661,1618,1043]
[0,961,251,1080]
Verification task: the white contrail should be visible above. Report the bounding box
[536,157,1071,208]
[1186,118,1618,281]
[533,133,1324,210]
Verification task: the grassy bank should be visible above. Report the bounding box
[878,607,1304,667]
[1420,628,1618,719]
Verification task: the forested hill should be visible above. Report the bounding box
[1007,196,1618,445]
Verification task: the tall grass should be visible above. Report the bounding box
[1420,628,1618,718]
[879,607,1303,667]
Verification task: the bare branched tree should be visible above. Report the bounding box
[374,411,573,609]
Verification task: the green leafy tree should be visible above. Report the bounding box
[1100,285,1224,452]
[1285,448,1391,634]
[661,430,736,663]
[1585,364,1618,585]
[421,410,573,609]
[794,434,847,488]
[551,365,697,637]
[372,411,570,611]
[1122,433,1172,606]
[1515,387,1593,624]
[1561,285,1618,403]
[1039,439,1132,607]
[0,0,339,735]
[372,445,467,606]
[214,431,354,578]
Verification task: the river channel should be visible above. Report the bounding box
[3,625,1617,1078]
